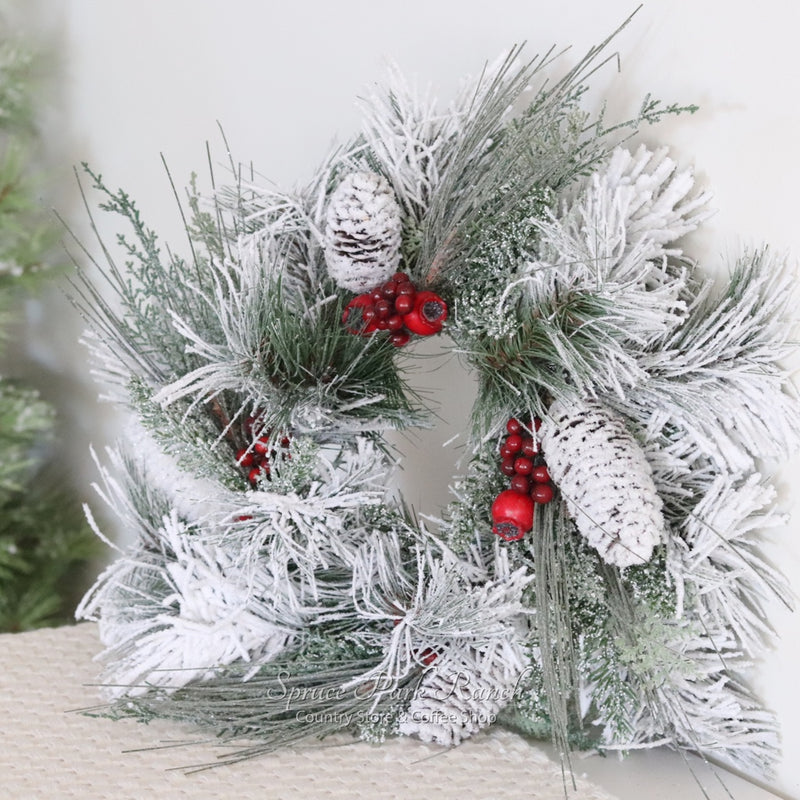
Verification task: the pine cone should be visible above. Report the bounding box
[323,171,402,292]
[540,397,665,568]
[398,647,522,746]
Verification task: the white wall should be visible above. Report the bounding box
[12,1,800,796]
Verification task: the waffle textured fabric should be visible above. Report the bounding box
[0,623,620,800]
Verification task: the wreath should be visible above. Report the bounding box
[73,27,799,781]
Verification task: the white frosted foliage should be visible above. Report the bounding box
[323,171,402,292]
[540,396,666,568]
[78,511,293,697]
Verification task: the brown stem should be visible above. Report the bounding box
[208,397,237,444]
[424,228,458,285]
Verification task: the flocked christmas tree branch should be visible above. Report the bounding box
[0,29,96,631]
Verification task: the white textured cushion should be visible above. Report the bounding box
[0,623,620,800]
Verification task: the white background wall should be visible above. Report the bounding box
[9,1,800,797]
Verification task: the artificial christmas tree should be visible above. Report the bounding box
[0,32,95,632]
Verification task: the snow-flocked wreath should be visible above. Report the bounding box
[73,29,799,781]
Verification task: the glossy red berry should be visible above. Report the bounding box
[531,465,550,484]
[343,294,380,335]
[417,292,447,324]
[500,457,517,477]
[387,314,405,331]
[504,433,523,453]
[492,490,535,541]
[531,483,554,504]
[396,280,416,297]
[248,466,263,484]
[521,437,538,457]
[235,448,254,468]
[510,474,530,494]
[506,418,522,435]
[253,438,270,456]
[394,293,414,314]
[500,443,517,459]
[382,280,398,298]
[403,291,448,336]
[392,272,410,283]
[390,330,411,347]
[513,456,533,475]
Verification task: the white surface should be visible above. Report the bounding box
[8,2,800,797]
[0,623,783,800]
[0,623,620,800]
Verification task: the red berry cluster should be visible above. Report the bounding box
[235,414,291,486]
[342,272,448,347]
[491,416,554,542]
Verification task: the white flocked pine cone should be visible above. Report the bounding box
[398,646,524,746]
[539,396,666,568]
[323,171,402,292]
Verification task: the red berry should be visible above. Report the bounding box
[418,648,438,666]
[513,456,533,475]
[504,433,523,453]
[342,295,380,335]
[371,289,384,303]
[390,330,411,347]
[500,443,517,459]
[492,490,535,541]
[534,417,542,431]
[375,299,392,318]
[280,436,291,449]
[235,448,254,468]
[396,281,416,297]
[500,457,517,476]
[531,483,554,504]
[510,474,530,494]
[253,438,271,456]
[394,294,414,314]
[253,438,270,456]
[419,293,447,324]
[521,437,538,457]
[248,466,262,484]
[403,291,448,336]
[376,318,390,330]
[506,418,522,435]
[387,314,405,331]
[392,272,410,283]
[382,280,398,298]
[531,465,550,484]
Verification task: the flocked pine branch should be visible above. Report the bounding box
[631,249,800,474]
